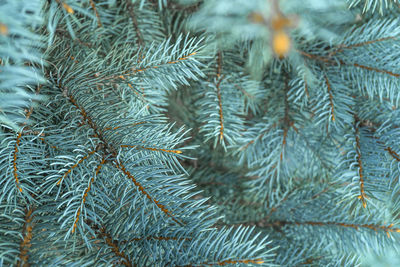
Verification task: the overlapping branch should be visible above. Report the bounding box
[114,161,183,226]
[63,90,182,226]
[87,220,135,267]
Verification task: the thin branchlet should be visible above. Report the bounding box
[105,52,197,81]
[13,132,23,192]
[72,157,106,234]
[240,123,277,151]
[121,145,182,154]
[331,36,399,56]
[122,236,191,243]
[179,258,264,267]
[281,74,290,161]
[354,116,367,208]
[263,220,400,238]
[385,147,400,161]
[17,207,35,267]
[125,0,144,51]
[89,0,102,28]
[87,220,135,267]
[298,49,400,77]
[56,148,98,186]
[113,160,184,226]
[216,52,224,141]
[324,75,335,122]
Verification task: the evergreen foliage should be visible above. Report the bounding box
[1,0,400,266]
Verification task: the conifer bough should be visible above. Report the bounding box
[1,0,400,266]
